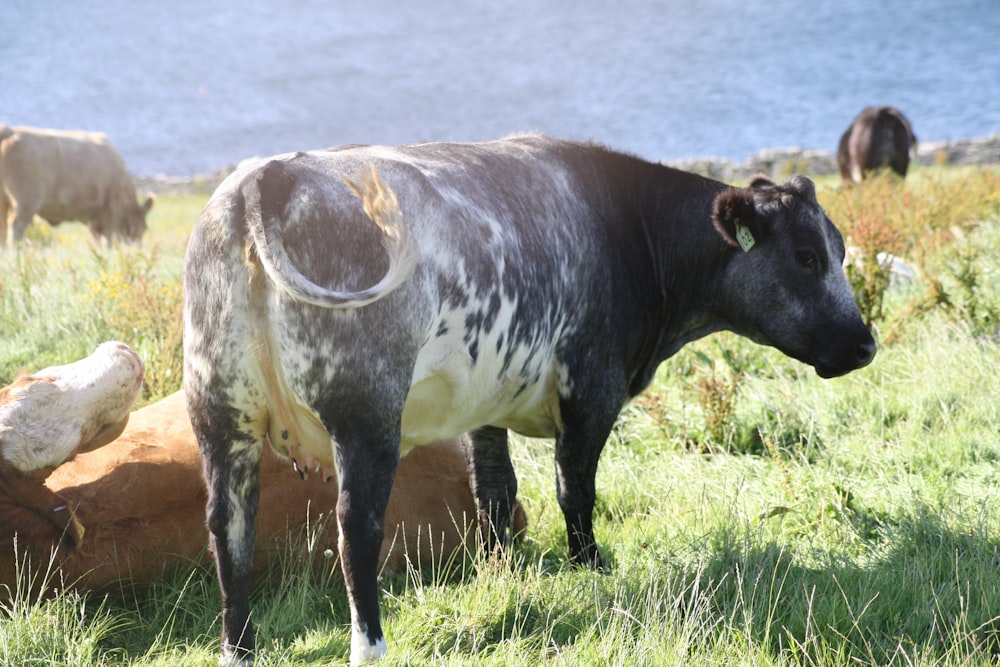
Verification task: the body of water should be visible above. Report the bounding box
[3,0,998,177]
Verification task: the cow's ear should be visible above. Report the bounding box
[712,185,762,252]
[142,195,155,213]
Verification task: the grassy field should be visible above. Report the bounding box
[2,165,1000,665]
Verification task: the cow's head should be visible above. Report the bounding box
[712,175,876,378]
[0,342,145,474]
[122,195,154,243]
[0,342,144,552]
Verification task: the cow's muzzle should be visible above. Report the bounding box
[815,334,877,378]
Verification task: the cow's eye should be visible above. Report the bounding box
[795,249,818,270]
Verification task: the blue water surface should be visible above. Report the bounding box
[2,0,998,176]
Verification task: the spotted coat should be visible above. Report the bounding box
[182,134,876,665]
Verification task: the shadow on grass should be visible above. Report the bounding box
[12,507,999,666]
[690,510,1000,665]
[380,508,1000,665]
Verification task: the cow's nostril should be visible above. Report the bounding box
[857,339,877,366]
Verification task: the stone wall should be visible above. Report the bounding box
[136,135,1000,195]
[666,135,1000,183]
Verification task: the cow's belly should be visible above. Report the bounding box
[37,201,76,224]
[400,334,566,452]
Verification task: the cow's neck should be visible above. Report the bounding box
[0,458,83,548]
[619,171,734,397]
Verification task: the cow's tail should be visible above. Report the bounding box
[246,161,419,309]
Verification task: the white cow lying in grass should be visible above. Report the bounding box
[0,343,522,596]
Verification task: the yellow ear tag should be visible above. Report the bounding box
[735,223,756,252]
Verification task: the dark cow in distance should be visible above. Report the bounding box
[0,125,153,246]
[837,106,917,183]
[183,134,876,665]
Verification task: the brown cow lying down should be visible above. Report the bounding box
[0,124,153,246]
[0,344,523,596]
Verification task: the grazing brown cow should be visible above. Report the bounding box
[837,106,917,183]
[0,125,153,246]
[0,345,523,597]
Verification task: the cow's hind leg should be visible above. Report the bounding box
[9,203,36,245]
[463,426,519,555]
[333,420,401,665]
[188,396,263,666]
[0,194,9,247]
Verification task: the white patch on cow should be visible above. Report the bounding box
[219,423,266,563]
[386,156,586,450]
[350,630,386,666]
[181,318,216,391]
[225,489,252,557]
[0,342,144,472]
[219,643,253,667]
[253,299,339,468]
[556,359,574,398]
[850,163,863,184]
[400,294,569,450]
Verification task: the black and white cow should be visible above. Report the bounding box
[183,134,876,665]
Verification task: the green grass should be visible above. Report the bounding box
[2,166,1000,665]
[0,194,199,402]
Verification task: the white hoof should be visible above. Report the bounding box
[219,644,253,667]
[350,633,387,665]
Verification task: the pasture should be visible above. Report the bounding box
[2,165,1000,666]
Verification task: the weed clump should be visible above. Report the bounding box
[84,245,184,401]
[822,168,1000,338]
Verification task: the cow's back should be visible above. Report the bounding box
[186,136,624,456]
[868,108,913,176]
[13,127,126,221]
[838,107,916,182]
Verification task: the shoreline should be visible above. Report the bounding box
[134,135,1000,196]
[666,135,1000,183]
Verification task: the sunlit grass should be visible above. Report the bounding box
[0,193,200,403]
[2,166,1000,664]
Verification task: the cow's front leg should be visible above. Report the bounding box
[463,426,518,555]
[555,397,622,569]
[335,429,400,665]
[198,432,263,666]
